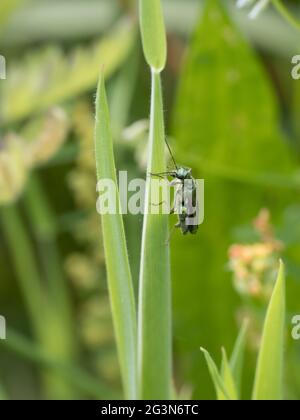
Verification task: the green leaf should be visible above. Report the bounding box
[252,261,286,400]
[173,0,294,177]
[23,174,76,362]
[94,73,137,400]
[139,0,167,71]
[109,47,139,140]
[230,320,249,396]
[200,348,231,400]
[220,348,238,400]
[138,71,172,399]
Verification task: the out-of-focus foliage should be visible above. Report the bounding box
[171,0,299,399]
[0,1,137,400]
[0,19,135,125]
[173,1,295,177]
[0,108,69,204]
[0,136,27,204]
[0,0,23,29]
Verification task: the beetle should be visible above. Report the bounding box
[151,140,199,237]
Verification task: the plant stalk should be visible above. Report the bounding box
[138,69,172,399]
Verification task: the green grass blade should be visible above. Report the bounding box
[229,320,249,396]
[252,261,286,400]
[200,348,231,401]
[94,73,137,400]
[220,348,238,400]
[139,0,167,71]
[138,70,171,399]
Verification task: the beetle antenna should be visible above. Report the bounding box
[165,137,178,170]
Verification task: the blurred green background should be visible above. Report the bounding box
[0,0,300,400]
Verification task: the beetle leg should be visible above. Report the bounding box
[187,211,196,217]
[151,200,166,207]
[165,224,178,245]
[148,173,165,180]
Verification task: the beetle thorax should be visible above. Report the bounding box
[176,167,192,179]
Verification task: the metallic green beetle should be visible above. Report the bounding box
[151,141,199,236]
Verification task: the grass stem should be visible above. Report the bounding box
[138,69,172,399]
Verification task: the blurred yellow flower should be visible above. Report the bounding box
[228,209,283,301]
[0,135,28,204]
[24,107,69,167]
